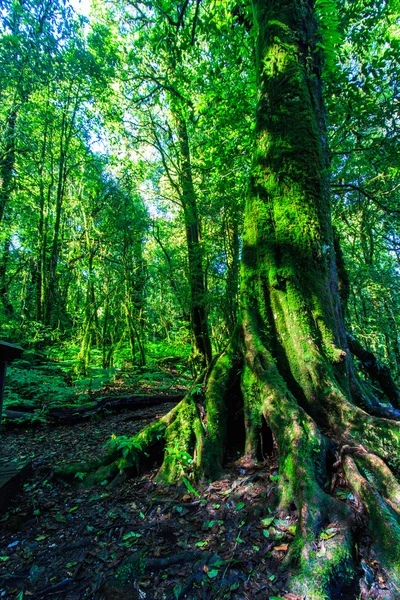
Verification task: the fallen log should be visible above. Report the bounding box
[48,394,184,423]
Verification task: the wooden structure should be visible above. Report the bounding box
[0,340,24,421]
[0,459,32,513]
[0,340,29,514]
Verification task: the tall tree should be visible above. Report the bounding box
[95,1,400,597]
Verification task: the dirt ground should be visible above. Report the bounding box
[0,401,391,599]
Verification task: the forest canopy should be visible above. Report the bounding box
[0,0,399,373]
[1,0,400,598]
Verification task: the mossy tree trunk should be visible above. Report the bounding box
[173,103,212,369]
[85,1,400,597]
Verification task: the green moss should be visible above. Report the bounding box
[54,453,118,483]
[200,340,237,479]
[344,456,400,589]
[290,538,353,600]
[115,550,148,583]
[86,463,119,485]
[157,398,201,483]
[241,363,264,458]
[359,419,400,472]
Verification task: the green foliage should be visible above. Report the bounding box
[106,434,148,461]
[0,0,398,410]
[315,0,341,72]
[4,362,76,410]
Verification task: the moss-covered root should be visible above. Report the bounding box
[56,401,182,485]
[241,342,355,597]
[243,357,355,596]
[277,419,354,600]
[287,521,353,600]
[157,397,205,483]
[343,455,400,593]
[200,337,239,479]
[355,451,400,514]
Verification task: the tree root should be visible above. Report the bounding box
[347,332,400,410]
[103,549,219,599]
[343,455,400,593]
[62,313,400,599]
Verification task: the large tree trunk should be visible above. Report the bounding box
[78,1,400,597]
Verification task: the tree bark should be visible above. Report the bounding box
[174,108,212,368]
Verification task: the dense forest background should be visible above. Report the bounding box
[1,0,399,404]
[2,1,400,598]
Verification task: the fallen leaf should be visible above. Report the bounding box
[261,516,275,527]
[320,527,339,540]
[275,543,289,552]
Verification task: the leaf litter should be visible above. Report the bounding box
[0,397,392,599]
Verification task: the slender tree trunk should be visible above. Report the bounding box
[152,222,189,323]
[0,107,18,316]
[45,137,66,324]
[102,293,112,369]
[45,89,79,325]
[77,210,98,374]
[174,109,212,367]
[0,107,17,226]
[223,214,240,334]
[35,106,53,323]
[0,236,13,316]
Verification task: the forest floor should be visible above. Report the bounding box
[0,371,391,600]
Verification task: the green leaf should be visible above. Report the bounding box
[195,540,208,547]
[207,569,219,578]
[182,477,200,497]
[263,529,270,538]
[173,583,183,599]
[320,526,339,540]
[261,516,275,527]
[123,531,142,540]
[235,502,245,511]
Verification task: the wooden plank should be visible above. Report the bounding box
[0,341,23,362]
[0,341,23,421]
[0,460,33,514]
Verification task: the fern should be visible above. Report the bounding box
[315,0,342,73]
